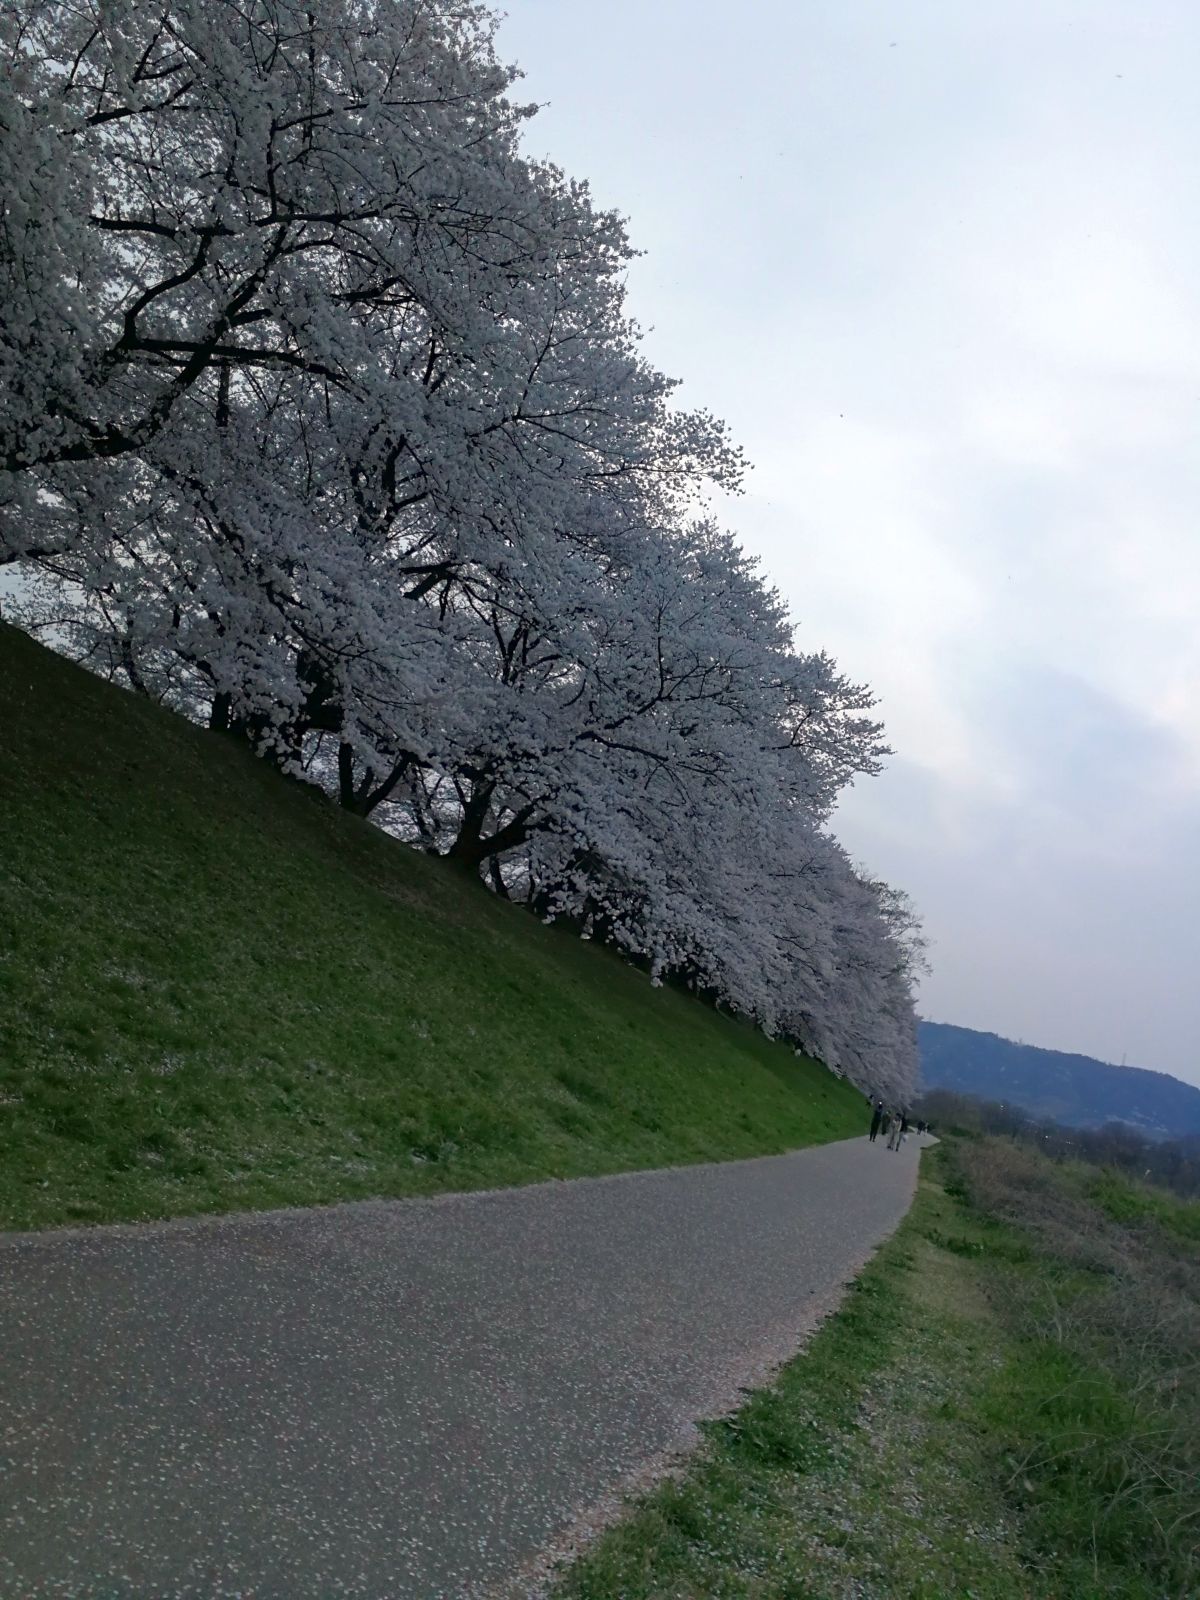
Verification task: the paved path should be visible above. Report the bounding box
[0,1135,926,1598]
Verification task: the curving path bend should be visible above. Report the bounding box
[0,1133,927,1598]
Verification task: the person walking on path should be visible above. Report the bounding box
[888,1111,910,1152]
[868,1100,884,1142]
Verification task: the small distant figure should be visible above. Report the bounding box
[869,1099,884,1142]
[880,1108,893,1142]
[889,1110,910,1151]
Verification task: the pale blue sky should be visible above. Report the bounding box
[498,0,1200,1085]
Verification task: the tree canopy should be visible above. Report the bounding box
[1,0,924,1102]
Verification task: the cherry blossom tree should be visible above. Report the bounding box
[3,0,923,1102]
[2,1,509,471]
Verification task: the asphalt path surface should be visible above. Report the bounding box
[0,1134,926,1598]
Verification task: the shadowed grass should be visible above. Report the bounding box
[0,622,865,1229]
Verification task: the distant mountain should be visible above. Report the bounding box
[918,1021,1200,1141]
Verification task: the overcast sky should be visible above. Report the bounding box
[498,0,1200,1087]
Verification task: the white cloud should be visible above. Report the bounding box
[499,0,1200,1079]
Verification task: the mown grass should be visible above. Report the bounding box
[0,622,865,1229]
[552,1141,1198,1599]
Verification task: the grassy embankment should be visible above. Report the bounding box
[0,622,865,1229]
[554,1142,1199,1599]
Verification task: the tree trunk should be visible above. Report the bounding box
[446,807,536,873]
[338,743,413,817]
[337,742,363,812]
[445,782,495,868]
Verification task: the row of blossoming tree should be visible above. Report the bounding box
[1,0,924,1102]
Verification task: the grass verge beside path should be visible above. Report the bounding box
[552,1140,1199,1599]
[0,623,864,1230]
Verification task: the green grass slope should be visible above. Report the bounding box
[0,622,865,1229]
